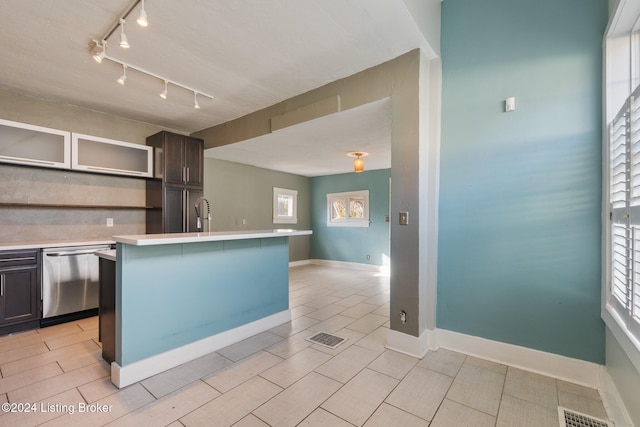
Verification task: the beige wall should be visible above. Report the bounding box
[203,157,310,261]
[0,88,169,243]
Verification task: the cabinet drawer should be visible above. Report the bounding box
[0,250,39,267]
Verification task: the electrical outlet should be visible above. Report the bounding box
[400,310,407,324]
[366,255,371,260]
[106,218,114,227]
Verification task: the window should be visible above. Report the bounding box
[326,190,369,227]
[273,187,297,224]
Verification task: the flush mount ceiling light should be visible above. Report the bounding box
[119,18,130,48]
[117,64,128,85]
[347,151,368,173]
[137,0,148,27]
[89,0,214,108]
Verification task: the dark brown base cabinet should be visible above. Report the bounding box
[146,131,205,234]
[98,257,115,363]
[0,250,41,335]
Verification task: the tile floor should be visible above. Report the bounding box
[0,264,610,426]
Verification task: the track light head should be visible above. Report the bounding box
[194,92,200,109]
[160,80,168,99]
[117,65,127,85]
[137,0,148,27]
[92,41,106,63]
[119,18,130,48]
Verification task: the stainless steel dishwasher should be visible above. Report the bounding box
[41,244,112,325]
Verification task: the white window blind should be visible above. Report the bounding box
[609,84,640,340]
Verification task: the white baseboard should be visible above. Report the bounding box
[599,366,635,427]
[386,328,436,358]
[435,328,601,389]
[111,310,291,389]
[308,259,389,275]
[289,260,311,267]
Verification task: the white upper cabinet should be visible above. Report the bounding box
[0,118,71,169]
[72,133,153,177]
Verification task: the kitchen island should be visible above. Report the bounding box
[107,229,311,388]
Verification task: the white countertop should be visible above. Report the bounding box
[0,238,115,251]
[95,249,116,261]
[113,229,312,246]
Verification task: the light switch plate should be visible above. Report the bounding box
[399,212,409,225]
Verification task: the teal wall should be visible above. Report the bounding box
[116,238,289,365]
[438,0,608,363]
[310,169,390,266]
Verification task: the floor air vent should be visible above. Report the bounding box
[558,407,613,427]
[306,332,346,349]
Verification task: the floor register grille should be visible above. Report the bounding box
[306,332,346,349]
[558,407,613,427]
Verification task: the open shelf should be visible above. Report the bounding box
[0,202,156,209]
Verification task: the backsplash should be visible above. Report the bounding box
[0,164,147,243]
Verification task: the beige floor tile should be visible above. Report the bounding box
[304,295,343,309]
[446,363,505,415]
[345,313,388,334]
[314,344,380,383]
[354,326,389,352]
[299,408,353,426]
[8,361,110,403]
[269,316,321,338]
[179,377,282,427]
[0,362,63,394]
[57,344,103,373]
[265,330,314,358]
[558,387,608,420]
[234,414,270,426]
[356,286,388,298]
[42,383,155,427]
[0,342,49,365]
[306,304,347,321]
[1,340,100,377]
[463,355,508,374]
[44,329,98,351]
[321,368,398,426]
[503,367,558,409]
[253,372,341,427]
[430,399,496,427]
[417,348,466,377]
[290,305,317,319]
[385,365,452,421]
[141,351,233,399]
[106,380,220,426]
[205,351,283,393]
[1,388,84,426]
[307,315,355,333]
[496,394,559,427]
[340,303,378,319]
[216,331,284,362]
[76,317,99,332]
[363,402,428,427]
[0,331,44,354]
[334,294,370,308]
[367,349,418,380]
[260,347,331,388]
[371,302,390,316]
[77,377,120,404]
[36,322,85,341]
[363,292,390,306]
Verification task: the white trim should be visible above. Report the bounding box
[326,190,370,227]
[308,259,389,275]
[386,328,436,358]
[289,259,311,267]
[273,187,298,224]
[436,328,601,388]
[111,310,291,388]
[599,365,635,427]
[602,306,640,373]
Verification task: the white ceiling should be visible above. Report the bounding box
[0,0,429,176]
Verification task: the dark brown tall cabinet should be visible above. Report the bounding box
[146,131,204,233]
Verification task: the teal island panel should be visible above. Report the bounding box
[115,237,289,365]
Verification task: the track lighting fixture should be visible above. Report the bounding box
[117,65,127,85]
[119,18,130,48]
[89,0,214,108]
[160,80,168,99]
[92,41,106,63]
[137,0,148,27]
[194,92,200,109]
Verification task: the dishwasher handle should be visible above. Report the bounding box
[44,248,111,257]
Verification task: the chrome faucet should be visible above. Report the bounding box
[194,197,211,231]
